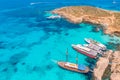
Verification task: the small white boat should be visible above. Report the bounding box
[47,15,61,19]
[84,38,106,50]
[83,44,104,54]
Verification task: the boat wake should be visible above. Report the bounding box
[30,2,56,5]
[51,59,58,64]
[30,2,39,5]
[30,1,89,5]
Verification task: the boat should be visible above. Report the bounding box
[72,44,98,58]
[83,44,104,54]
[57,49,89,73]
[46,15,61,19]
[58,62,89,73]
[84,38,106,50]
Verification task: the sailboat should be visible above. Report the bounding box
[57,49,90,73]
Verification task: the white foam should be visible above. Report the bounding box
[51,59,58,64]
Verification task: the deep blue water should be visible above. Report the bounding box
[0,0,120,80]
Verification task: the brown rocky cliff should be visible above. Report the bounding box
[93,50,120,80]
[110,51,120,80]
[93,50,112,80]
[52,6,120,36]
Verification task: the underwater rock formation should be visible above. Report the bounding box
[0,62,15,80]
[9,51,28,65]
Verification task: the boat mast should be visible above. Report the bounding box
[66,48,68,62]
[76,53,78,64]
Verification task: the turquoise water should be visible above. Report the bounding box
[0,0,120,80]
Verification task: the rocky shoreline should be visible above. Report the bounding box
[52,6,120,36]
[93,50,120,80]
[93,50,112,80]
[52,6,120,80]
[110,51,120,80]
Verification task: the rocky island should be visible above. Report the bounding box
[52,6,120,36]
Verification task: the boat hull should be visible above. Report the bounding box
[72,47,96,58]
[58,62,89,73]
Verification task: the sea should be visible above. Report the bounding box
[0,0,120,80]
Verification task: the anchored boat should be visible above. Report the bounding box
[84,38,106,50]
[57,49,89,73]
[58,62,89,73]
[47,15,61,19]
[72,44,98,58]
[83,44,104,55]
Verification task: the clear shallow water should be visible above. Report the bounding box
[0,0,120,80]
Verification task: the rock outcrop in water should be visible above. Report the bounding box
[110,51,120,80]
[52,6,120,36]
[93,50,120,80]
[93,50,112,80]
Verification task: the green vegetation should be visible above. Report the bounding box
[102,65,111,80]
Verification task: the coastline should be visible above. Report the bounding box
[52,6,120,36]
[51,6,120,80]
[93,50,120,80]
